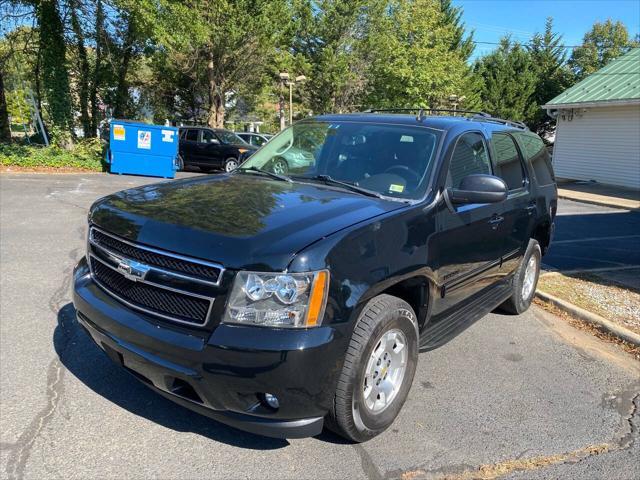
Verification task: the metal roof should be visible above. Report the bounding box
[543,48,640,108]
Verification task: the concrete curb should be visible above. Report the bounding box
[557,192,640,211]
[536,289,640,346]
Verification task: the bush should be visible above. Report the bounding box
[0,139,105,171]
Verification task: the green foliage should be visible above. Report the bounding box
[474,37,538,123]
[37,0,74,132]
[527,18,574,134]
[569,20,640,79]
[363,0,478,110]
[0,139,104,170]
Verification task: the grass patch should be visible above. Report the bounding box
[538,271,640,335]
[0,140,105,171]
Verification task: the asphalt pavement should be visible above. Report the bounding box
[1,172,639,480]
[543,199,640,272]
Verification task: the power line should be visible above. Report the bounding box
[472,40,640,49]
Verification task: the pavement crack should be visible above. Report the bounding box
[6,255,80,480]
[5,357,66,480]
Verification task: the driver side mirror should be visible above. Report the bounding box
[446,174,507,205]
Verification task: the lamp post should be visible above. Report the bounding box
[278,72,290,131]
[448,95,466,115]
[279,72,307,130]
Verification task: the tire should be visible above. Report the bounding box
[224,157,239,173]
[176,154,185,171]
[271,157,289,175]
[500,239,541,315]
[327,294,419,442]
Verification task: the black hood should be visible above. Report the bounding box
[90,174,404,271]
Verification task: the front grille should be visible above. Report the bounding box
[91,258,210,325]
[91,229,221,283]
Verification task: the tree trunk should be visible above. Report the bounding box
[70,0,91,137]
[112,16,135,119]
[206,49,225,128]
[0,70,12,142]
[37,0,73,133]
[90,0,104,135]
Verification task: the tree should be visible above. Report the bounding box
[569,19,640,79]
[439,0,474,61]
[474,37,537,123]
[36,0,74,134]
[69,0,91,136]
[527,17,573,135]
[293,0,373,114]
[149,0,290,128]
[363,0,479,110]
[0,70,11,142]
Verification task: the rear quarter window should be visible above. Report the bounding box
[517,133,555,186]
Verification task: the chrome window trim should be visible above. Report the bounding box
[89,226,225,287]
[89,254,215,327]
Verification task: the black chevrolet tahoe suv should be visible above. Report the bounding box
[178,127,257,172]
[73,111,557,442]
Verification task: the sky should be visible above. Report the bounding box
[454,0,640,60]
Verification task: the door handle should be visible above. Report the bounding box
[526,203,537,215]
[488,215,504,229]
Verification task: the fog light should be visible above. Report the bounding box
[263,393,279,409]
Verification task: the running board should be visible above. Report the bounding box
[419,282,512,351]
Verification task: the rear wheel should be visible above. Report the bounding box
[327,294,418,442]
[271,157,289,175]
[500,239,541,314]
[176,154,185,171]
[224,157,239,172]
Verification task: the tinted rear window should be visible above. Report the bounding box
[517,133,555,186]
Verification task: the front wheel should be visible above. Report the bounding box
[500,239,541,314]
[224,157,239,172]
[327,294,418,442]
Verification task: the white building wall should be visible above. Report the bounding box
[552,104,640,189]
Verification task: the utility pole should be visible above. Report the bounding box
[279,72,289,131]
[279,72,307,129]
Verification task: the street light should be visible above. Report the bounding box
[448,95,466,115]
[279,72,307,130]
[278,73,290,131]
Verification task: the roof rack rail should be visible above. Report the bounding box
[470,115,528,130]
[361,107,527,129]
[363,107,492,121]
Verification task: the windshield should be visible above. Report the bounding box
[217,130,246,144]
[238,121,441,199]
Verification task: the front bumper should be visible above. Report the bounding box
[72,258,347,438]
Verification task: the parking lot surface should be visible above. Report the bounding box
[1,173,639,480]
[544,199,640,272]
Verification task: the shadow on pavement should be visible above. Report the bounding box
[54,303,290,450]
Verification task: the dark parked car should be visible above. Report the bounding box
[236,132,273,147]
[178,127,257,172]
[73,110,557,442]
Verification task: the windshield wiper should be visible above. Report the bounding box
[237,166,292,183]
[302,175,382,199]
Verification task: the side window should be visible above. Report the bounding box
[518,133,555,186]
[185,129,198,142]
[491,133,526,191]
[448,132,492,188]
[201,130,217,143]
[253,136,267,147]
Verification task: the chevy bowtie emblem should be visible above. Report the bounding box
[117,259,151,282]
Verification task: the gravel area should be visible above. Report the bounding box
[538,271,640,334]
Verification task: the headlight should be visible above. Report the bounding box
[223,270,329,328]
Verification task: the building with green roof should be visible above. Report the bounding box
[542,48,640,189]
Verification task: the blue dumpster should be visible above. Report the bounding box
[108,120,179,178]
